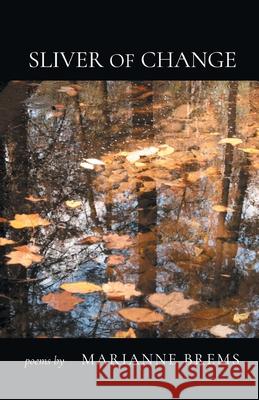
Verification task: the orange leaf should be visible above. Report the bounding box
[0,217,7,223]
[114,328,136,338]
[118,307,164,324]
[107,255,125,266]
[9,214,50,229]
[6,245,43,268]
[0,238,15,246]
[103,233,133,250]
[76,236,101,245]
[25,195,47,203]
[42,291,84,312]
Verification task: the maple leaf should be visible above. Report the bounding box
[209,324,236,338]
[60,281,102,294]
[0,238,15,246]
[118,307,164,324]
[102,282,141,301]
[42,291,84,312]
[148,292,198,317]
[103,233,133,250]
[114,328,136,338]
[6,244,43,268]
[9,214,50,229]
[65,200,82,208]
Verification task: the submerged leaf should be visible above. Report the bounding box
[42,291,84,312]
[65,200,82,208]
[60,281,102,294]
[107,254,125,266]
[102,282,141,300]
[118,307,164,324]
[218,137,243,146]
[148,292,198,317]
[209,324,236,338]
[233,312,250,324]
[114,328,136,338]
[0,238,15,246]
[9,214,50,229]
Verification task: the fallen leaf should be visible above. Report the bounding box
[118,307,164,324]
[218,137,243,146]
[65,200,82,208]
[107,254,125,266]
[126,152,141,163]
[102,282,141,300]
[60,281,102,294]
[42,291,84,312]
[135,162,146,167]
[239,147,259,154]
[157,145,175,157]
[80,162,94,170]
[148,292,198,317]
[114,328,136,338]
[25,195,47,203]
[212,205,234,213]
[76,236,101,245]
[6,245,43,268]
[126,147,159,163]
[9,214,50,229]
[84,158,105,166]
[54,104,65,110]
[209,324,236,338]
[0,217,7,223]
[233,312,250,324]
[186,170,203,183]
[0,238,15,246]
[103,233,133,250]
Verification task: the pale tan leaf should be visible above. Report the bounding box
[80,162,94,170]
[157,145,175,157]
[239,147,259,154]
[84,158,105,166]
[118,307,164,324]
[60,281,102,294]
[0,238,15,246]
[9,214,50,229]
[25,195,47,203]
[103,233,133,250]
[42,291,84,312]
[65,200,82,208]
[6,245,43,268]
[102,282,141,300]
[114,328,136,338]
[148,292,198,317]
[212,205,234,213]
[218,137,243,146]
[209,324,236,338]
[135,162,146,167]
[233,312,250,324]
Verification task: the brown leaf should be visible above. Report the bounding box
[209,324,236,338]
[6,244,43,268]
[0,217,7,223]
[9,214,50,229]
[191,308,230,320]
[102,282,141,301]
[42,291,84,312]
[114,328,136,338]
[76,236,101,245]
[118,307,164,324]
[0,238,15,246]
[60,281,102,294]
[107,255,125,266]
[148,292,198,317]
[103,233,133,250]
[25,195,47,203]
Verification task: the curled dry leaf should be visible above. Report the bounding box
[80,162,94,170]
[65,200,82,208]
[103,233,133,250]
[76,236,101,245]
[84,158,105,166]
[233,312,250,324]
[209,324,236,338]
[42,291,84,312]
[118,307,164,324]
[0,238,15,246]
[25,195,47,203]
[102,282,141,301]
[114,328,136,338]
[9,213,50,229]
[107,254,125,266]
[6,244,43,268]
[212,205,234,213]
[148,292,198,317]
[60,281,102,294]
[239,147,259,154]
[218,137,243,146]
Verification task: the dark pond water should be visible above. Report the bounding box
[0,81,258,338]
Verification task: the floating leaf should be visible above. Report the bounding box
[9,214,50,229]
[25,195,47,203]
[0,217,7,223]
[0,238,15,246]
[60,281,102,294]
[42,291,84,312]
[76,236,101,245]
[135,162,146,167]
[212,205,234,213]
[65,200,82,208]
[6,245,43,268]
[209,324,236,338]
[107,254,125,266]
[103,233,133,250]
[102,282,141,301]
[233,312,250,324]
[114,328,136,338]
[157,145,175,157]
[84,158,105,166]
[148,292,198,317]
[218,137,243,146]
[119,307,164,324]
[80,162,94,170]
[239,147,259,154]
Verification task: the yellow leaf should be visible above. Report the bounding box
[233,312,250,324]
[114,328,136,338]
[9,214,50,229]
[65,200,82,208]
[60,281,102,294]
[239,147,259,154]
[0,238,15,246]
[212,205,234,213]
[218,137,243,146]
